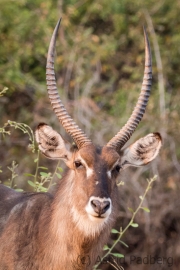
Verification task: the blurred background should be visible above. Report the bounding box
[0,0,180,269]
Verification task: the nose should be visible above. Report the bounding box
[91,199,110,216]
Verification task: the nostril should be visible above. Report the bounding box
[91,199,110,215]
[91,200,101,214]
[102,201,110,213]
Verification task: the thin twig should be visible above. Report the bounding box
[48,160,61,191]
[34,150,40,184]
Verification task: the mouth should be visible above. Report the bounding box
[88,213,107,222]
[93,214,106,218]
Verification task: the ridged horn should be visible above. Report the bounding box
[46,19,92,149]
[107,27,152,152]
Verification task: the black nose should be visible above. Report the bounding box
[91,199,110,215]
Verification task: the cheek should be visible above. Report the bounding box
[107,177,117,196]
[73,171,89,209]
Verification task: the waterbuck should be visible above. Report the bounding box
[0,20,162,270]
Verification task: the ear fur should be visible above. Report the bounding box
[121,133,162,169]
[35,123,72,162]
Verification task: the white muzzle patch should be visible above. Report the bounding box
[85,196,112,222]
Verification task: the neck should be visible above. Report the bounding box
[41,170,116,270]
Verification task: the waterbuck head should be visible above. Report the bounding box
[35,20,162,235]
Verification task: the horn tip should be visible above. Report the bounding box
[57,17,62,26]
[55,18,62,32]
[142,25,146,33]
[142,25,149,42]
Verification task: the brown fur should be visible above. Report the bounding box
[0,146,119,270]
[0,132,161,269]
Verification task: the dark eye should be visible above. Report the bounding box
[74,161,83,169]
[115,165,121,173]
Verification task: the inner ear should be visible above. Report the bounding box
[120,133,162,169]
[35,123,72,162]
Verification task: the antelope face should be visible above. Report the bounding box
[35,124,120,225]
[73,146,120,222]
[36,124,162,229]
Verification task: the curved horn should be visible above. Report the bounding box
[107,27,152,152]
[46,19,92,149]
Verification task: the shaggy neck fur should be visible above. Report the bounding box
[42,170,118,270]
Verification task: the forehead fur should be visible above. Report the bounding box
[78,145,98,166]
[101,147,120,166]
[78,145,120,168]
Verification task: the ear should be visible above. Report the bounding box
[35,123,72,162]
[121,133,162,169]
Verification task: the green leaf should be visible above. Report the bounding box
[128,207,134,213]
[56,173,62,179]
[111,228,119,234]
[111,253,124,258]
[40,172,49,177]
[131,223,139,227]
[24,173,34,177]
[28,180,36,187]
[58,167,63,172]
[103,245,109,250]
[38,167,48,170]
[34,158,38,163]
[15,188,24,192]
[38,186,48,192]
[141,207,150,213]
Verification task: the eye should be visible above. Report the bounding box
[74,161,83,169]
[115,165,121,173]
